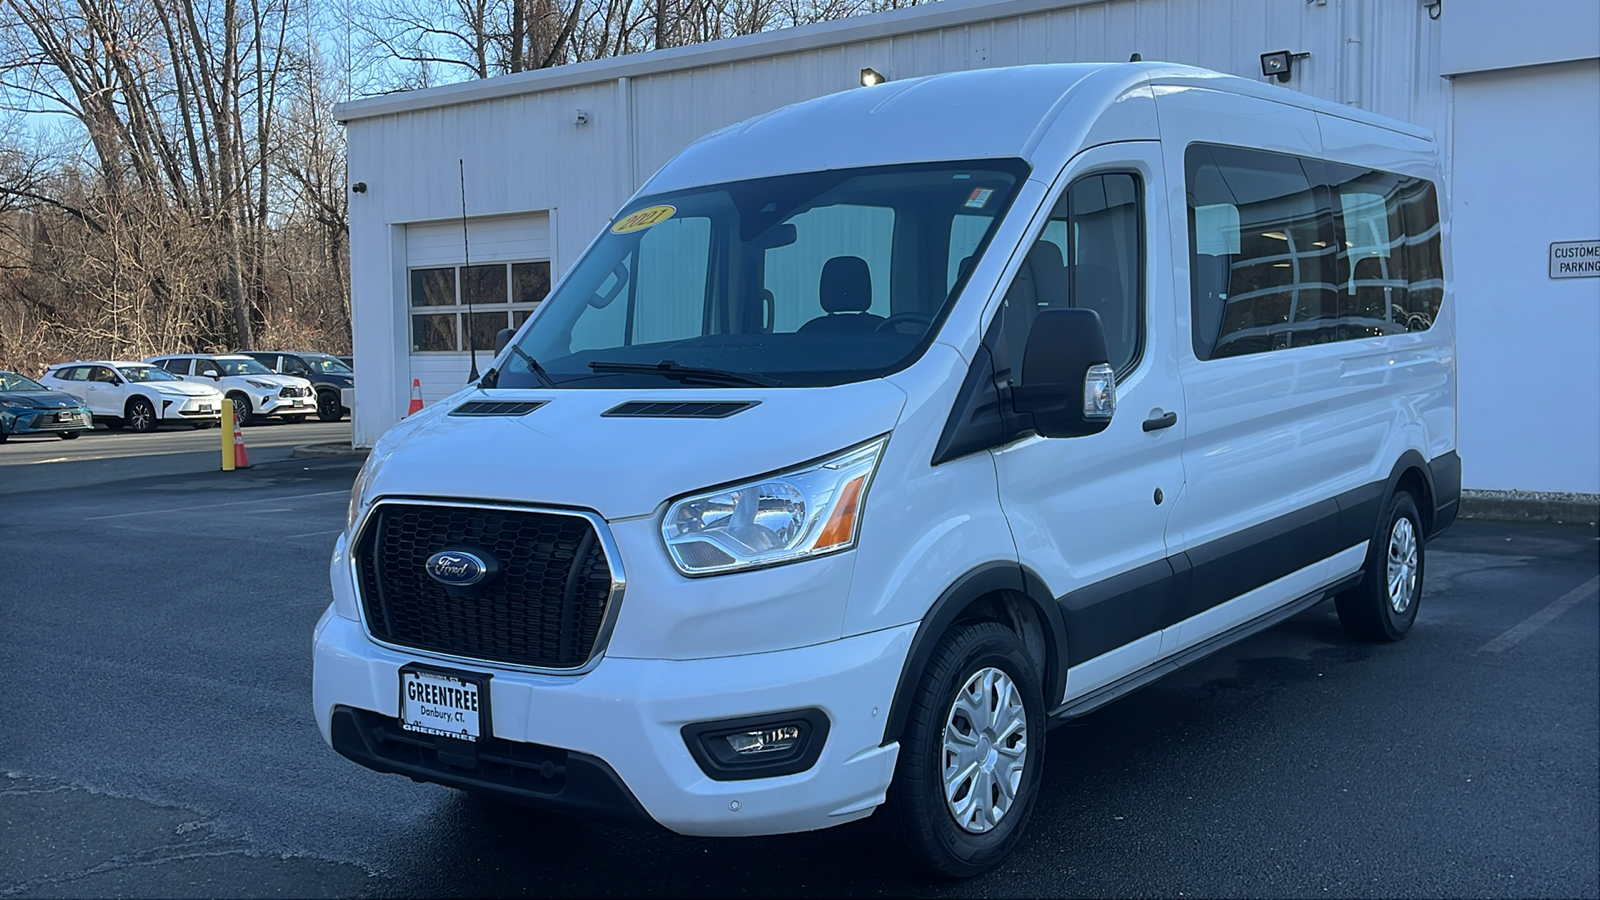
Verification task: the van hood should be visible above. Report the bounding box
[364,380,909,520]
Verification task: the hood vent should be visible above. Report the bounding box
[449,400,547,417]
[602,400,759,419]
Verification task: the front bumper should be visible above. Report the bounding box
[156,396,222,422]
[4,408,92,434]
[312,609,910,836]
[259,392,317,417]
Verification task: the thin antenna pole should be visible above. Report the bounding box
[460,159,480,382]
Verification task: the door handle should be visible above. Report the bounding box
[1142,410,1178,432]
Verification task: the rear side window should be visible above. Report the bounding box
[1186,143,1443,361]
[158,358,190,374]
[54,366,86,381]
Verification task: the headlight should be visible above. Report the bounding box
[247,379,275,389]
[346,452,383,533]
[0,398,36,410]
[661,437,886,576]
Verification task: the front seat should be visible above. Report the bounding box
[799,256,885,333]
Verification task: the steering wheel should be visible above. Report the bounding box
[875,311,934,334]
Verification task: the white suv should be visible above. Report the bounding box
[147,354,316,425]
[39,361,223,432]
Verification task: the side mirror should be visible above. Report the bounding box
[208,372,222,380]
[493,328,516,356]
[1011,308,1116,439]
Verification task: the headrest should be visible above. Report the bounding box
[820,256,872,313]
[1024,241,1068,308]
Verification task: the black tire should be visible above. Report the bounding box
[126,397,158,433]
[316,390,343,422]
[0,426,7,443]
[58,432,79,440]
[192,420,215,430]
[883,621,1045,878]
[283,414,309,424]
[1336,491,1425,642]
[228,393,254,427]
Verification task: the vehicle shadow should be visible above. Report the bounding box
[372,607,1365,898]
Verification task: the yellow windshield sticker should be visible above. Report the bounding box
[611,204,676,234]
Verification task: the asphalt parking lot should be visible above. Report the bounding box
[1,439,1596,899]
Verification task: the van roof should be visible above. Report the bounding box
[643,62,1434,195]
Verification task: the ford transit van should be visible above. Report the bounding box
[314,62,1459,876]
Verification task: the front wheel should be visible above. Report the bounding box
[126,398,158,433]
[1336,491,1425,642]
[883,621,1045,878]
[228,394,254,427]
[316,390,343,422]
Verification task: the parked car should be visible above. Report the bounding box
[39,361,222,432]
[145,354,316,426]
[338,355,354,370]
[238,351,353,422]
[0,369,94,441]
[315,64,1459,877]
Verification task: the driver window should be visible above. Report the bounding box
[89,366,116,383]
[195,359,222,377]
[998,172,1143,376]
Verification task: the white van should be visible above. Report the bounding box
[314,63,1458,876]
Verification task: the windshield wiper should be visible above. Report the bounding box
[587,359,780,387]
[483,343,556,389]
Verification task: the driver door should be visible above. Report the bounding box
[988,142,1188,703]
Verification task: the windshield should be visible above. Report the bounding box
[0,371,46,392]
[119,365,181,383]
[304,354,353,375]
[494,160,1029,389]
[217,357,273,376]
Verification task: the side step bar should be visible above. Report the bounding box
[1048,572,1363,724]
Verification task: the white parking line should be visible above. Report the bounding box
[85,490,348,520]
[1478,575,1600,654]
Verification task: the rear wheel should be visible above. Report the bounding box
[1336,491,1425,642]
[126,397,158,433]
[883,621,1045,878]
[316,390,343,422]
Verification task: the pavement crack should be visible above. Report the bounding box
[0,841,252,897]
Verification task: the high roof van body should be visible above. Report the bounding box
[314,63,1457,875]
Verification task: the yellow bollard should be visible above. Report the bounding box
[221,398,236,472]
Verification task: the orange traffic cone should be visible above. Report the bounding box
[407,378,424,416]
[232,416,251,469]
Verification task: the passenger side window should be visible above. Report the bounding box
[1185,144,1338,360]
[194,359,222,377]
[89,366,116,383]
[997,172,1144,376]
[1186,143,1445,361]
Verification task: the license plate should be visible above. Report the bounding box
[199,404,213,413]
[55,412,79,423]
[398,666,488,742]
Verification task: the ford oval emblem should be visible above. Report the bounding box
[425,550,491,587]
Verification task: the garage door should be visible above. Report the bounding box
[405,213,552,403]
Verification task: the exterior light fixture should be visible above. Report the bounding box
[1260,50,1310,83]
[860,67,886,87]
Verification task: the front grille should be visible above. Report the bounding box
[355,502,614,669]
[279,385,311,398]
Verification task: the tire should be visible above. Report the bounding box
[0,426,7,443]
[126,397,158,433]
[58,432,79,440]
[883,621,1046,878]
[283,414,308,424]
[1336,491,1425,642]
[228,393,254,427]
[192,420,215,430]
[316,390,343,422]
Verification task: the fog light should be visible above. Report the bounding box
[683,709,830,781]
[726,724,803,755]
